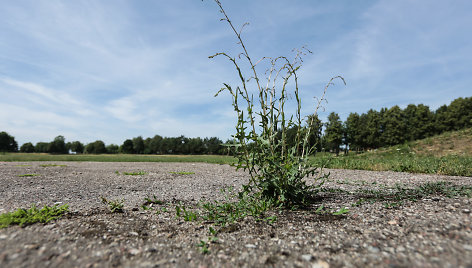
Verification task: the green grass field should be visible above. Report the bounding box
[311,128,472,177]
[1,128,470,176]
[0,153,236,165]
[311,151,471,177]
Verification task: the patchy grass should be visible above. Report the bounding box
[312,152,471,177]
[412,128,472,157]
[321,180,472,209]
[121,171,148,176]
[40,164,67,167]
[170,171,195,175]
[0,204,69,228]
[312,128,472,177]
[100,197,124,213]
[17,174,40,177]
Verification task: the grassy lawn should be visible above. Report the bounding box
[311,151,471,177]
[2,129,470,177]
[311,128,472,177]
[0,153,236,165]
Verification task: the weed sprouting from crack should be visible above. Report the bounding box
[100,197,124,213]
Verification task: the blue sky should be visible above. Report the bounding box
[1,0,471,146]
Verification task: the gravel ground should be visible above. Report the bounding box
[0,161,471,268]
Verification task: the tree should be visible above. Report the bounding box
[204,137,223,154]
[324,112,343,155]
[143,137,152,154]
[306,114,323,153]
[106,144,119,154]
[93,140,106,154]
[344,112,361,152]
[380,106,406,146]
[358,109,382,149]
[35,142,49,153]
[149,135,163,154]
[85,140,106,154]
[447,97,472,130]
[48,135,68,154]
[187,137,205,154]
[132,136,145,154]
[121,139,134,154]
[434,104,451,134]
[403,104,435,141]
[20,142,35,153]
[0,132,18,152]
[69,141,84,154]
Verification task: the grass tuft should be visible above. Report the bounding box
[170,171,195,175]
[0,204,69,228]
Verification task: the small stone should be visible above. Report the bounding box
[312,260,330,268]
[128,248,141,255]
[245,244,257,249]
[301,254,313,262]
[9,253,20,260]
[463,244,472,251]
[368,246,380,254]
[0,235,7,240]
[396,246,406,252]
[454,203,461,208]
[462,209,471,214]
[129,231,139,236]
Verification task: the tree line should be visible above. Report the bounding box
[1,97,470,155]
[0,135,227,155]
[324,96,472,154]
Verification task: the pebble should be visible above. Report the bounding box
[367,246,380,254]
[463,244,472,251]
[128,248,141,255]
[245,244,257,249]
[300,254,313,262]
[462,209,471,214]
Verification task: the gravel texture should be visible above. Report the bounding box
[0,161,471,268]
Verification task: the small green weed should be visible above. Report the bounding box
[100,197,124,213]
[121,171,147,176]
[199,188,275,227]
[0,204,69,228]
[315,204,349,216]
[170,171,195,175]
[17,174,40,177]
[141,195,164,211]
[15,164,31,167]
[384,201,402,209]
[351,198,367,207]
[175,203,198,222]
[197,240,210,254]
[143,195,164,205]
[332,207,350,215]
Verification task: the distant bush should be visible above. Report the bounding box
[0,131,18,152]
[20,142,35,153]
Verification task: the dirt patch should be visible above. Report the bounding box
[1,162,472,267]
